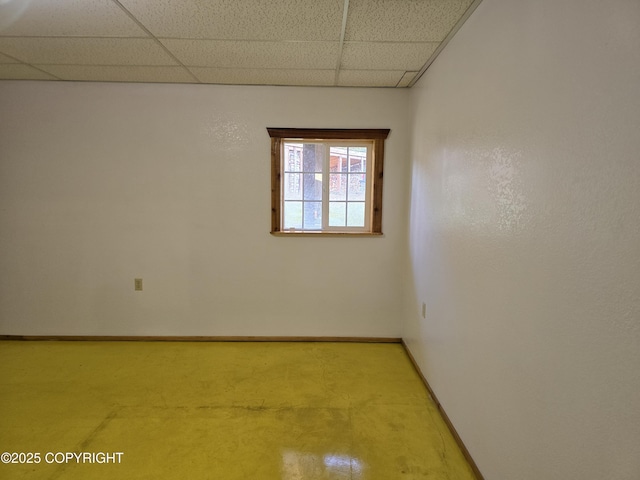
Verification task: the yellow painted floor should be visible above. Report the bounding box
[0,341,476,479]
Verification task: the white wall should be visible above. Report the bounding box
[0,81,409,337]
[405,0,640,479]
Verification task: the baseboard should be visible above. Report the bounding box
[0,335,402,343]
[401,340,485,480]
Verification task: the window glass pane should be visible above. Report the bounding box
[329,147,349,173]
[348,174,366,201]
[347,202,365,227]
[302,143,324,172]
[283,201,302,229]
[329,202,346,227]
[284,144,302,172]
[303,202,322,229]
[303,173,322,200]
[329,174,346,201]
[283,173,302,200]
[349,147,367,172]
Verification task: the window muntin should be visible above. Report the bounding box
[268,128,389,236]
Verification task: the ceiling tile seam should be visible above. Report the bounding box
[0,37,340,44]
[191,82,398,89]
[343,40,442,45]
[394,71,419,88]
[25,65,338,72]
[0,37,440,45]
[22,64,63,80]
[394,72,407,88]
[333,0,350,86]
[184,66,408,71]
[203,83,368,88]
[0,51,38,67]
[0,35,149,39]
[0,79,399,88]
[408,0,483,87]
[333,67,413,72]
[337,85,399,89]
[189,67,336,71]
[17,65,416,72]
[109,0,200,83]
[157,39,341,44]
[32,64,191,68]
[0,51,23,63]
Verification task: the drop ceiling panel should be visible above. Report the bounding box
[0,64,57,80]
[37,65,197,83]
[345,0,474,42]
[341,42,439,71]
[161,40,339,69]
[119,0,345,41]
[0,0,481,87]
[191,68,335,86]
[0,38,179,65]
[338,69,405,87]
[0,0,148,37]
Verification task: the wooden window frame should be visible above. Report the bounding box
[268,128,390,236]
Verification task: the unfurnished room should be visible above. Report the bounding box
[1,1,639,479]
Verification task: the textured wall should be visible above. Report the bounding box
[0,81,409,336]
[405,0,640,478]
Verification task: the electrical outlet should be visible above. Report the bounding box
[421,302,426,319]
[134,278,143,291]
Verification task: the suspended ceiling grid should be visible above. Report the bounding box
[0,0,481,87]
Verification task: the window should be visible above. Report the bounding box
[268,128,390,235]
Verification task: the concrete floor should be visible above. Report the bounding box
[0,341,476,479]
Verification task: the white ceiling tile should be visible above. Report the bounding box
[0,52,20,63]
[341,42,438,70]
[119,0,344,41]
[0,64,58,80]
[0,38,179,65]
[0,0,478,87]
[345,0,474,42]
[337,69,404,87]
[162,40,339,69]
[397,71,419,87]
[191,68,335,86]
[36,65,197,83]
[0,0,147,37]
